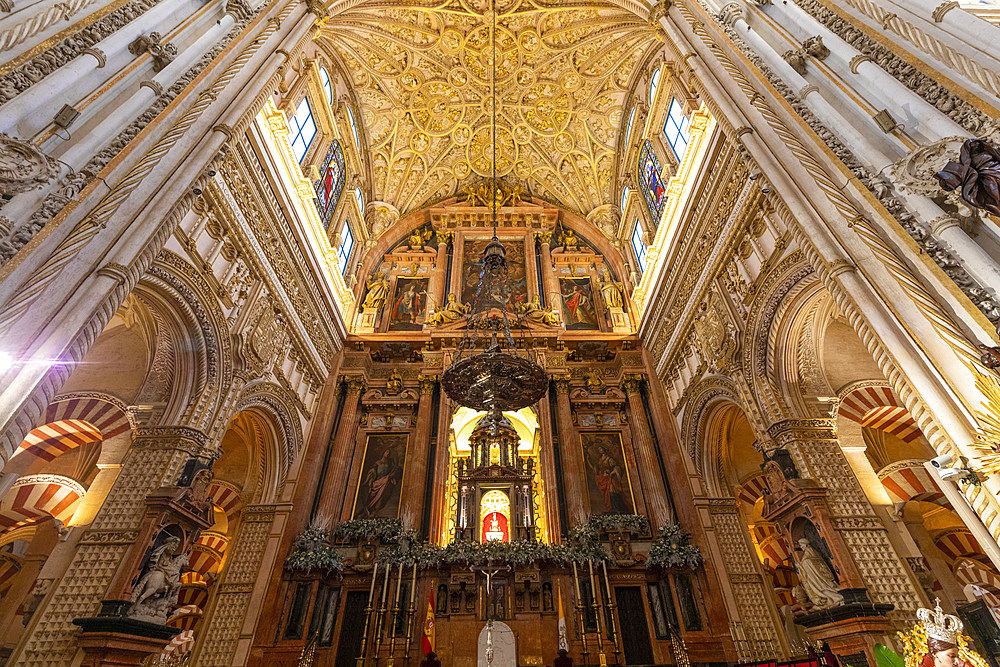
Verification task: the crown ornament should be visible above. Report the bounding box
[917,599,963,645]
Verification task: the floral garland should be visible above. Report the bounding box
[333,517,410,542]
[645,523,703,570]
[284,525,344,574]
[567,514,649,546]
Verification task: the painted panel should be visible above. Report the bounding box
[580,432,635,514]
[559,277,599,330]
[353,434,408,518]
[388,277,428,331]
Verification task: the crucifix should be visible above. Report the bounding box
[479,568,501,620]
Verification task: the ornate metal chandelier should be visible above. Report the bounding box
[440,2,547,414]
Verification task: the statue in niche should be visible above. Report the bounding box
[794,537,844,608]
[516,296,560,327]
[598,267,624,310]
[557,227,579,252]
[362,271,390,312]
[128,534,188,624]
[409,225,433,250]
[426,293,470,326]
[584,369,606,395]
[386,369,403,395]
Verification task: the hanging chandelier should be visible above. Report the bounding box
[440,3,547,414]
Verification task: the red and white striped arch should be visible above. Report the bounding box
[0,552,23,594]
[839,384,922,444]
[955,557,1000,592]
[737,473,768,507]
[934,529,984,562]
[207,481,242,517]
[0,475,85,531]
[161,629,195,656]
[5,397,130,471]
[877,461,949,508]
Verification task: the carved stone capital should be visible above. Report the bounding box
[418,374,438,395]
[930,215,961,235]
[436,230,454,246]
[83,47,106,68]
[620,373,645,396]
[0,133,61,194]
[365,201,399,240]
[586,204,620,240]
[534,230,553,244]
[345,376,368,395]
[552,376,572,394]
[717,1,746,26]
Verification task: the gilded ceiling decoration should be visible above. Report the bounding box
[318,0,655,216]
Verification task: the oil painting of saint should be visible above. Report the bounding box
[559,277,599,330]
[461,238,527,311]
[388,277,428,331]
[581,433,634,514]
[354,434,408,519]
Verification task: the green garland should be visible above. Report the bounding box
[285,525,344,574]
[567,514,649,546]
[333,517,409,542]
[645,523,703,570]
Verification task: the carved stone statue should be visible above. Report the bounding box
[409,225,433,250]
[516,296,560,326]
[936,138,1000,217]
[598,267,624,310]
[128,535,189,624]
[795,538,844,609]
[426,293,470,326]
[362,271,390,312]
[584,369,606,394]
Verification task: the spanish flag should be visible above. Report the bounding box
[422,591,435,655]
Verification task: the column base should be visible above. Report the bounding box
[73,601,179,667]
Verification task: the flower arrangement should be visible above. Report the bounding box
[284,524,344,574]
[645,522,703,570]
[333,517,409,542]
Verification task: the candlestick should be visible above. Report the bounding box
[388,562,404,664]
[373,561,391,660]
[572,562,589,664]
[403,564,418,664]
[602,560,621,663]
[357,563,379,667]
[588,559,605,659]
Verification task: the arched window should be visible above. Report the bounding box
[336,220,354,272]
[631,220,647,275]
[620,185,630,213]
[648,67,661,106]
[355,186,364,212]
[662,98,691,160]
[289,97,317,163]
[623,106,636,147]
[347,105,361,150]
[319,67,333,104]
[313,139,345,230]
[638,140,667,223]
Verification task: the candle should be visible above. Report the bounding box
[601,559,612,599]
[369,562,380,602]
[572,561,582,600]
[381,560,391,608]
[410,561,417,607]
[587,559,598,602]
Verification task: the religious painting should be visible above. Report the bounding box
[353,434,408,519]
[387,277,427,331]
[313,139,345,231]
[460,238,528,311]
[638,140,667,224]
[559,277,599,330]
[580,432,634,514]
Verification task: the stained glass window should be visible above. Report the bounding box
[638,140,667,223]
[289,97,317,163]
[648,67,661,106]
[337,221,354,272]
[313,139,345,230]
[631,220,647,275]
[347,105,360,149]
[663,98,691,160]
[319,67,333,104]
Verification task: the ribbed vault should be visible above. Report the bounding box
[316,0,658,215]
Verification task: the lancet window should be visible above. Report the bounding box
[638,140,667,224]
[289,97,317,163]
[663,98,690,160]
[313,139,345,230]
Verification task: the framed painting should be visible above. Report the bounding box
[353,433,408,519]
[559,277,599,330]
[387,277,428,331]
[460,237,528,311]
[580,432,635,514]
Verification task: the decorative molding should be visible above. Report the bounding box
[0,133,61,194]
[848,54,872,74]
[138,79,163,96]
[128,32,177,72]
[932,1,959,22]
[82,47,106,68]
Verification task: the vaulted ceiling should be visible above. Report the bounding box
[317,0,656,217]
